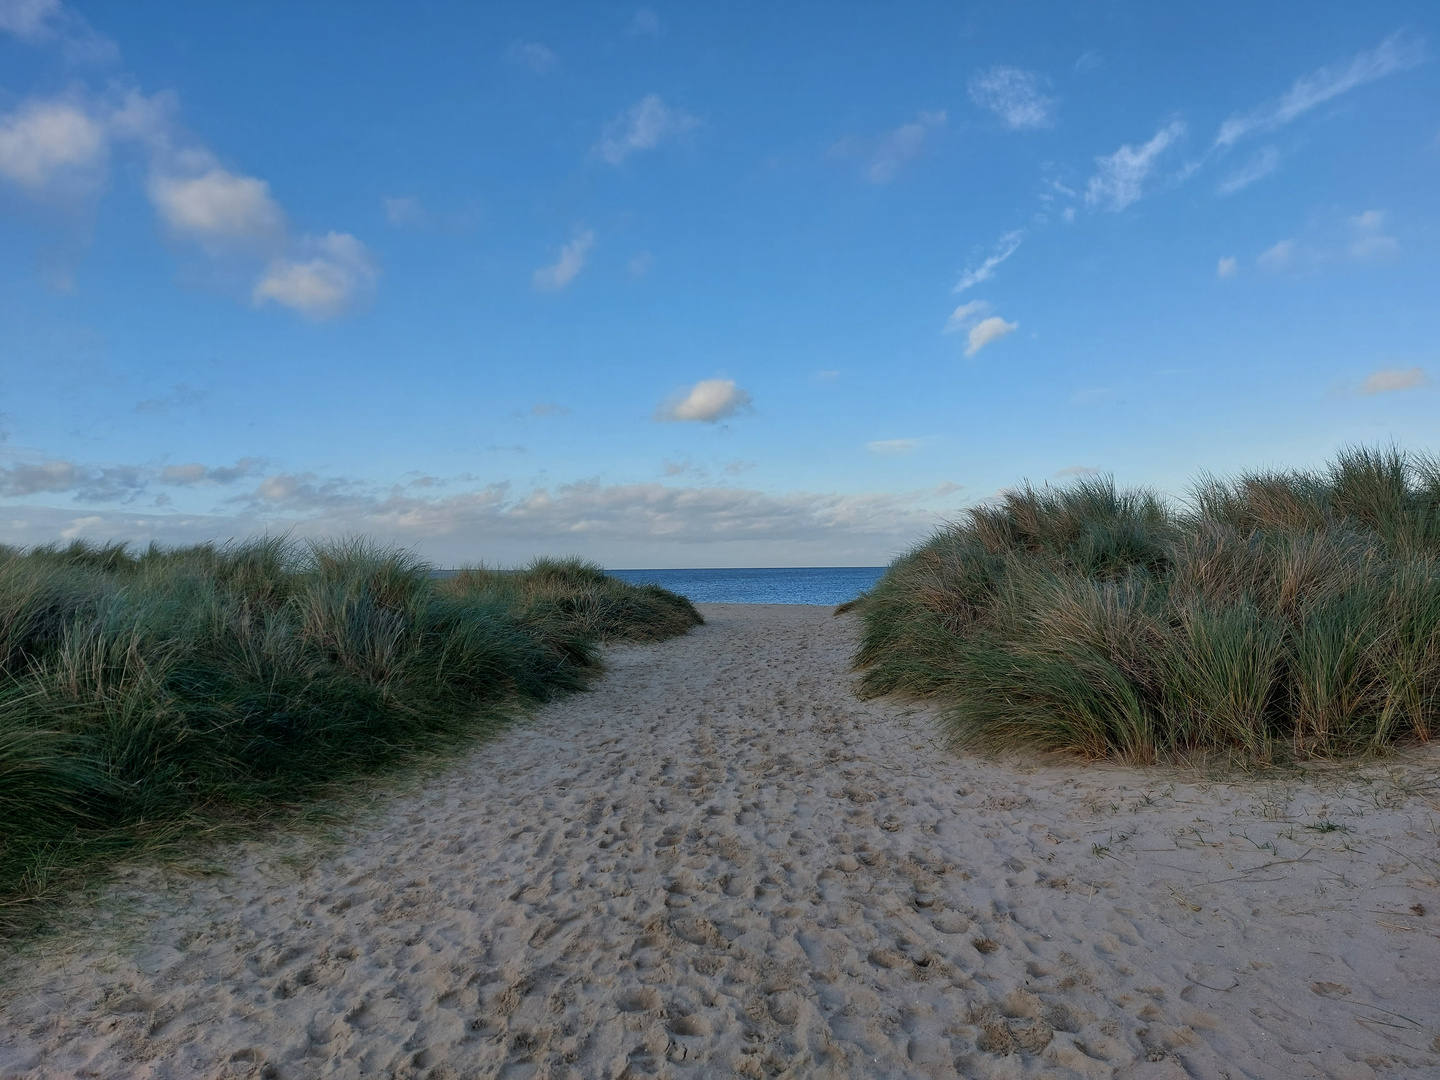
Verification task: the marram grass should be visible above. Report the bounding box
[0,538,700,935]
[847,446,1440,764]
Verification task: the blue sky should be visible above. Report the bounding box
[1,1,1436,567]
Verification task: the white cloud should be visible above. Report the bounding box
[383,195,426,227]
[628,8,659,37]
[1215,33,1424,148]
[943,299,990,333]
[1257,238,1294,270]
[253,232,379,319]
[532,229,595,291]
[507,40,557,74]
[867,439,918,455]
[966,316,1017,357]
[1217,145,1280,195]
[655,379,752,423]
[953,229,1024,292]
[1085,119,1186,211]
[1348,209,1398,260]
[0,0,60,38]
[968,67,1056,130]
[0,97,106,188]
[1074,51,1103,74]
[1359,367,1427,396]
[594,94,698,166]
[1216,256,1238,278]
[858,110,946,184]
[629,251,653,276]
[149,168,285,246]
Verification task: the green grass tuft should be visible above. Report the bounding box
[848,445,1440,764]
[0,539,700,935]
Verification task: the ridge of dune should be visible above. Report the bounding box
[2,604,1438,1079]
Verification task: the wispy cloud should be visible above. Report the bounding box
[1054,465,1101,478]
[1348,209,1398,260]
[1085,119,1187,211]
[383,195,426,227]
[532,229,595,291]
[943,299,990,333]
[159,458,263,485]
[966,316,1017,357]
[968,67,1056,130]
[1358,367,1428,396]
[627,8,659,37]
[866,438,919,455]
[1216,256,1238,278]
[655,379,753,423]
[1216,145,1280,195]
[953,229,1024,292]
[862,110,946,184]
[135,382,204,415]
[506,40,557,74]
[593,94,698,166]
[1257,238,1294,270]
[1215,32,1425,148]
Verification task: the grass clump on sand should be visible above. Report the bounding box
[847,446,1440,764]
[0,538,700,933]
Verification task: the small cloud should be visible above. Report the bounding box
[843,110,947,184]
[253,231,379,318]
[965,316,1017,357]
[724,459,756,476]
[1217,256,1238,278]
[933,481,963,496]
[662,459,706,478]
[954,229,1024,293]
[150,168,286,249]
[1069,388,1119,406]
[532,229,595,291]
[655,379,752,423]
[135,382,204,415]
[968,67,1056,130]
[1054,464,1101,478]
[629,251,653,276]
[1074,50,1103,73]
[0,96,107,190]
[943,299,990,333]
[506,40,557,74]
[1217,145,1280,195]
[160,457,262,485]
[1358,367,1428,396]
[627,8,659,36]
[593,94,698,166]
[1215,33,1424,148]
[383,195,426,227]
[1257,238,1293,270]
[811,369,839,384]
[1085,119,1187,212]
[530,402,571,417]
[866,439,918,455]
[1348,209,1398,260]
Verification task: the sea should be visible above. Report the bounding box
[606,566,886,605]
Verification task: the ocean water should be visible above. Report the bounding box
[607,566,887,605]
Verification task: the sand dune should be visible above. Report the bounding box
[3,604,1439,1079]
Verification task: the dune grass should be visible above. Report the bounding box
[0,538,700,934]
[848,446,1440,764]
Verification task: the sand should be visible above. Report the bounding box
[2,604,1439,1079]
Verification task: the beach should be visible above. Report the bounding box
[2,604,1437,1078]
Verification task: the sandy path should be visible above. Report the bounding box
[3,604,1439,1079]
